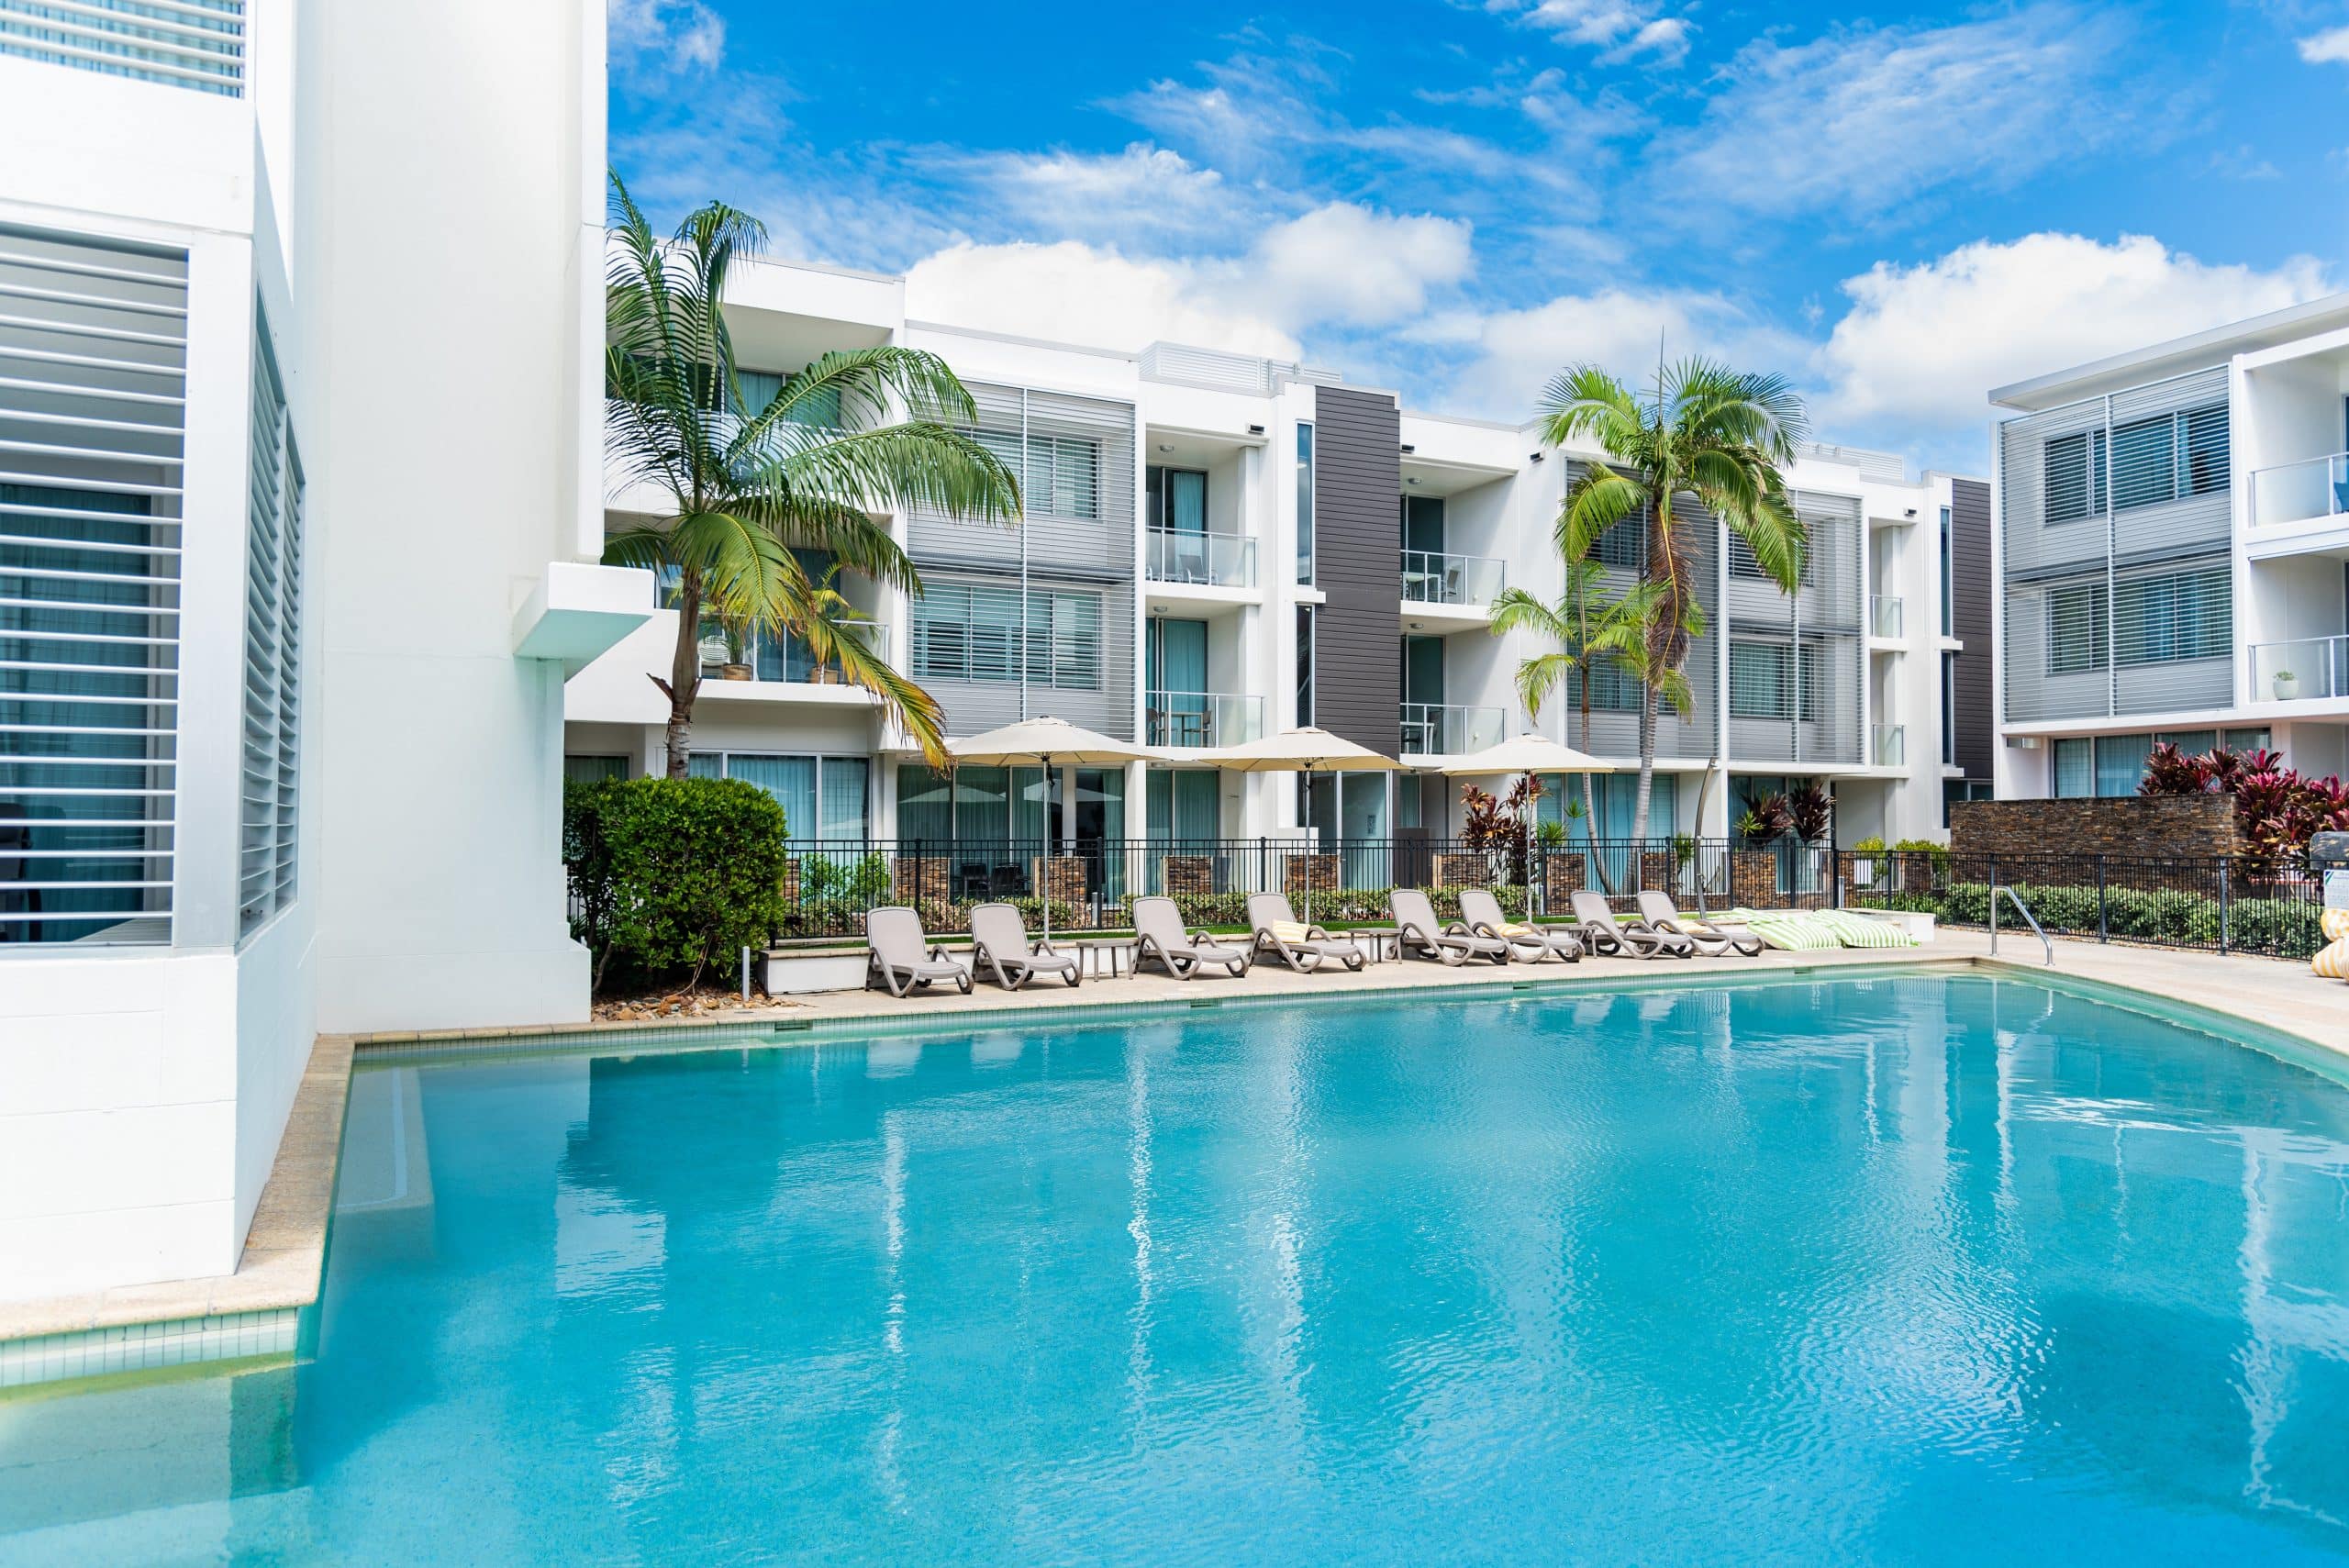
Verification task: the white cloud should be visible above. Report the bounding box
[1815,232,2332,445]
[1660,6,2148,213]
[1247,205,1474,328]
[1505,0,1693,64]
[2299,25,2349,64]
[903,241,1302,360]
[1434,286,1809,420]
[943,143,1235,242]
[607,0,724,79]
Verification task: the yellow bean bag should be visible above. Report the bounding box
[2323,907,2349,942]
[2314,939,2349,981]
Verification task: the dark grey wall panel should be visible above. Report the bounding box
[1311,386,1402,755]
[1950,476,1993,780]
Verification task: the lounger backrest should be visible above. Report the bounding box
[1247,893,1297,929]
[1570,890,1619,929]
[867,906,925,962]
[969,901,1026,953]
[1458,888,1504,928]
[1635,891,1679,928]
[1389,887,1438,930]
[1131,896,1185,946]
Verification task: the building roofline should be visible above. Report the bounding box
[1989,290,2349,411]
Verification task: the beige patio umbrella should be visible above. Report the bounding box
[949,716,1147,939]
[1197,726,1397,922]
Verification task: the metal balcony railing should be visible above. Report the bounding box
[2250,451,2349,529]
[1145,691,1264,748]
[1871,723,1905,767]
[1868,594,1904,639]
[1399,703,1505,756]
[2247,635,2349,702]
[1144,528,1257,588]
[1399,549,1505,606]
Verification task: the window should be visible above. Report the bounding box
[2043,428,2108,524]
[1730,642,1820,721]
[974,429,1098,520]
[2053,737,2093,797]
[736,369,841,430]
[2045,583,2110,675]
[1938,506,1954,637]
[239,315,303,937]
[1296,423,1315,584]
[2043,403,2227,524]
[911,582,1102,689]
[564,756,629,784]
[1567,656,1643,712]
[1593,522,1643,571]
[1728,531,1811,585]
[1295,605,1315,727]
[688,751,869,840]
[2094,733,2154,797]
[1941,651,1955,766]
[0,0,247,95]
[2113,567,2229,666]
[1147,466,1208,532]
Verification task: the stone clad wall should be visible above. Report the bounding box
[1949,795,2240,859]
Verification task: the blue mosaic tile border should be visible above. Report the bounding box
[0,1308,299,1390]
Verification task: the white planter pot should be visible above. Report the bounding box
[2274,673,2300,700]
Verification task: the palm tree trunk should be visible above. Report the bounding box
[663,572,704,779]
[1576,683,1615,895]
[1631,684,1657,844]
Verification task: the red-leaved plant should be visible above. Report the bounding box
[2139,742,2349,877]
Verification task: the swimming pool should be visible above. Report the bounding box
[6,973,2349,1564]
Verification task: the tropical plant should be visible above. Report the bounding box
[1538,357,1810,840]
[1787,780,1832,844]
[562,776,792,992]
[1490,555,1664,828]
[1738,789,1791,844]
[603,175,1020,774]
[2139,741,2349,876]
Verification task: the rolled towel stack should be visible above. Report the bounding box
[2313,908,2349,980]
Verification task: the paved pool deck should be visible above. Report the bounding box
[2,930,2338,1365]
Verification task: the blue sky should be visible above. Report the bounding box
[608,0,2349,472]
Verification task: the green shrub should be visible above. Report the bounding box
[1843,876,2325,959]
[1851,836,1887,854]
[563,776,791,991]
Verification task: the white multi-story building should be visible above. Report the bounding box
[566,258,1991,872]
[1991,295,2349,797]
[0,2,643,1299]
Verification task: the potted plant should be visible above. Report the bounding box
[2274,668,2300,700]
[718,618,754,682]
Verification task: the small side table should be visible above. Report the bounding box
[1070,938,1132,980]
[1353,926,1404,963]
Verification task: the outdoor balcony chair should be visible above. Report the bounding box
[1457,887,1582,962]
[864,906,973,998]
[1389,888,1508,965]
[1635,891,1764,957]
[1569,890,1693,959]
[1246,893,1366,973]
[968,901,1080,991]
[1130,895,1252,980]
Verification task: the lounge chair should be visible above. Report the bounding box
[968,901,1080,990]
[1130,895,1251,980]
[864,906,973,997]
[1569,890,1693,959]
[1635,891,1762,957]
[1389,888,1508,965]
[1457,888,1582,962]
[1247,893,1365,973]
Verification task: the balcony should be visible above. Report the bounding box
[2250,451,2349,530]
[2247,635,2349,703]
[1400,549,1504,607]
[1146,690,1264,748]
[697,619,889,686]
[1868,595,1904,639]
[1144,528,1256,588]
[1871,723,1905,767]
[1400,703,1505,758]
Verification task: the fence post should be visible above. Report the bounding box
[2219,860,2230,955]
[1258,836,1267,896]
[2097,856,2108,944]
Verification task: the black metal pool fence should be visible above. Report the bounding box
[765,835,2323,960]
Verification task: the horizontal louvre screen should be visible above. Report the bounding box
[239,309,299,936]
[0,223,185,945]
[0,0,244,96]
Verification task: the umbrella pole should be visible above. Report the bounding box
[1304,764,1316,926]
[1041,755,1054,943]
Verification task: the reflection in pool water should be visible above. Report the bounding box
[5,976,2349,1565]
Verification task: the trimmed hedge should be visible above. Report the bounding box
[1850,880,2327,960]
[564,777,792,990]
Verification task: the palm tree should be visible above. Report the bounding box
[1489,556,1670,828]
[603,175,1020,776]
[1538,357,1809,841]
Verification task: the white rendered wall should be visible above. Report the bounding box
[295,0,601,1032]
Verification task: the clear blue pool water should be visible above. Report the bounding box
[6,974,2349,1565]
